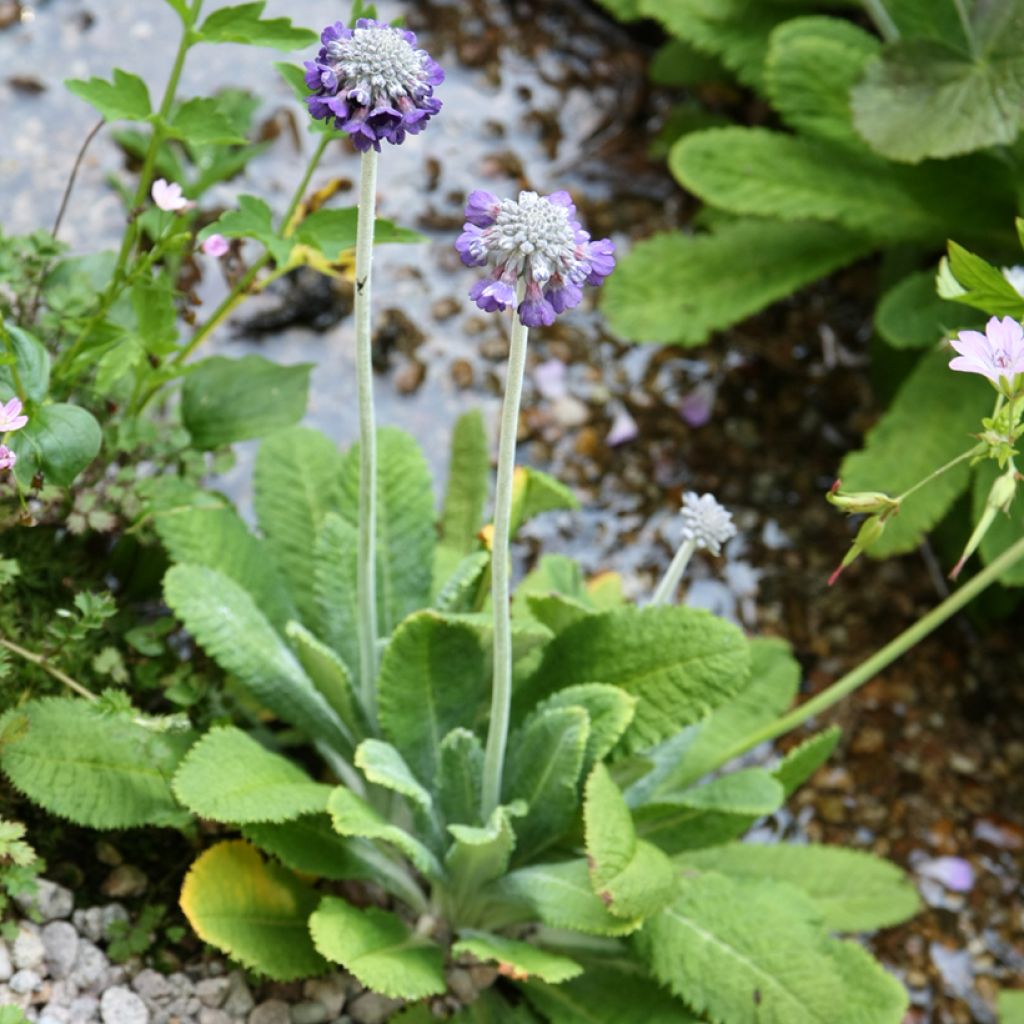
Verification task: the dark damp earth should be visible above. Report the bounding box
[1,1,1023,1020]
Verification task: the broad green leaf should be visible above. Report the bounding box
[829,940,908,1024]
[505,707,589,862]
[285,621,364,743]
[0,698,192,829]
[533,683,637,768]
[295,208,424,260]
[154,504,296,631]
[453,931,582,984]
[65,69,151,121]
[434,551,490,614]
[765,17,879,145]
[584,764,675,920]
[635,872,844,1024]
[10,403,101,488]
[201,194,292,265]
[999,990,1024,1024]
[244,815,377,881]
[522,605,749,751]
[510,467,580,532]
[173,726,330,824]
[525,965,700,1024]
[355,739,432,815]
[0,324,49,401]
[602,221,874,346]
[377,612,488,785]
[594,0,642,20]
[443,991,541,1024]
[677,843,920,931]
[182,355,310,449]
[166,97,247,146]
[516,554,590,603]
[875,271,985,349]
[197,2,317,49]
[524,594,592,636]
[339,429,435,634]
[446,805,522,896]
[974,461,1024,585]
[441,409,490,556]
[883,0,971,47]
[180,840,326,980]
[650,38,729,87]
[839,348,990,554]
[774,726,842,797]
[437,728,484,828]
[634,801,755,854]
[945,241,1024,318]
[310,897,446,999]
[255,427,345,629]
[163,564,349,752]
[671,767,784,815]
[493,860,642,937]
[313,512,361,681]
[327,786,443,879]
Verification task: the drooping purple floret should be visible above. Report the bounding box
[456,189,616,328]
[304,19,444,151]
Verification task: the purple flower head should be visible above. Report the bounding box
[0,445,15,471]
[456,189,616,328]
[304,19,444,151]
[950,316,1024,391]
[0,397,28,433]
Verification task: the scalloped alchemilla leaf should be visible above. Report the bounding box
[65,68,151,121]
[441,410,490,557]
[533,684,636,768]
[765,17,880,145]
[163,565,349,752]
[10,403,102,488]
[635,872,843,1024]
[437,728,484,828]
[173,727,330,824]
[244,816,377,882]
[355,740,432,815]
[677,843,920,932]
[180,840,327,980]
[453,931,582,984]
[875,271,986,350]
[0,698,192,829]
[285,621,363,744]
[584,764,675,920]
[829,939,908,1024]
[524,966,700,1024]
[601,221,874,346]
[313,513,361,687]
[523,605,750,751]
[310,897,446,999]
[198,3,317,50]
[774,726,842,797]
[377,612,488,785]
[493,860,642,937]
[505,707,589,863]
[839,348,990,555]
[973,461,1024,586]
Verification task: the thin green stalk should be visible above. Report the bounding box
[481,283,529,819]
[0,637,97,701]
[863,0,900,42]
[651,538,697,605]
[355,149,380,722]
[709,533,1024,770]
[897,444,984,502]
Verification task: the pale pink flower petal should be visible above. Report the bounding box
[0,397,28,433]
[151,178,192,212]
[606,408,638,447]
[201,233,230,258]
[0,445,16,471]
[949,316,1024,387]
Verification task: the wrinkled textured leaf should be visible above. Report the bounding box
[453,931,581,984]
[355,739,432,815]
[829,939,908,1024]
[244,815,377,881]
[533,683,636,769]
[774,726,842,797]
[285,621,363,744]
[441,410,490,556]
[437,728,485,828]
[876,271,985,349]
[313,512,361,683]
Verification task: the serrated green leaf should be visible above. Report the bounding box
[0,698,192,829]
[493,860,642,937]
[584,764,675,920]
[602,221,874,346]
[437,728,485,828]
[522,605,749,752]
[510,467,580,533]
[505,707,589,862]
[244,815,377,881]
[677,843,920,931]
[173,726,330,824]
[180,840,327,980]
[673,767,785,815]
[167,97,247,146]
[182,355,310,450]
[533,684,637,768]
[327,786,443,879]
[311,897,445,998]
[163,564,349,752]
[201,194,292,265]
[441,409,490,556]
[765,17,879,145]
[829,939,908,1024]
[197,2,317,49]
[876,271,986,349]
[946,241,1024,318]
[974,461,1024,585]
[377,612,489,786]
[773,726,842,797]
[524,594,591,636]
[10,403,102,488]
[0,324,49,402]
[255,427,345,628]
[294,208,424,260]
[339,428,435,634]
[434,551,490,614]
[446,805,522,896]
[313,512,361,684]
[356,739,433,815]
[839,348,990,555]
[635,871,843,1024]
[454,931,582,984]
[634,802,754,855]
[65,68,151,121]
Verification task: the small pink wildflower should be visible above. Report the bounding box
[151,178,192,213]
[0,397,28,433]
[0,445,16,471]
[949,316,1024,390]
[201,233,230,258]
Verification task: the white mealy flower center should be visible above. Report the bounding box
[327,27,425,98]
[679,492,736,554]
[489,192,577,281]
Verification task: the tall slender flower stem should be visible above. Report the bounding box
[708,533,1024,773]
[0,637,97,701]
[862,0,900,42]
[651,539,697,605]
[355,149,380,723]
[482,283,529,819]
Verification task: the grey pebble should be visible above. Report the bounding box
[196,976,231,1008]
[131,968,173,1004]
[301,978,346,1018]
[249,999,290,1024]
[72,908,106,944]
[290,1000,329,1024]
[70,939,110,992]
[39,1012,71,1024]
[10,968,43,993]
[0,939,12,982]
[13,926,46,971]
[100,985,150,1024]
[199,1010,233,1024]
[223,971,255,1018]
[15,881,74,923]
[69,994,101,1021]
[346,993,403,1024]
[41,921,78,980]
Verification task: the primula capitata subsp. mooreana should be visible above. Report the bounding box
[305,19,443,151]
[457,189,615,327]
[949,316,1024,392]
[678,491,737,556]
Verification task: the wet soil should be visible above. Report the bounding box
[1,1,1023,1020]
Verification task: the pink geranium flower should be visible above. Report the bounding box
[0,445,16,471]
[201,233,230,258]
[949,316,1024,389]
[0,397,28,433]
[151,178,192,213]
